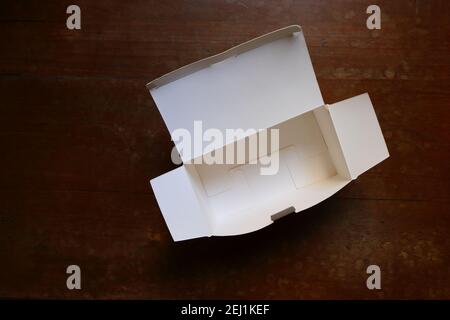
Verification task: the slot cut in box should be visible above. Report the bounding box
[147,25,389,241]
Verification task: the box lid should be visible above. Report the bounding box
[147,25,324,163]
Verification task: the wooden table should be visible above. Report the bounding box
[1,0,449,299]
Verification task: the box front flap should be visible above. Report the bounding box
[148,25,324,162]
[328,93,389,179]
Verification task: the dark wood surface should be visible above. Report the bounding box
[1,0,449,299]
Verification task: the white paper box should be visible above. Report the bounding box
[147,25,389,241]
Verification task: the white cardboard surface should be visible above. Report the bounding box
[328,93,390,179]
[148,25,389,241]
[150,26,323,162]
[150,166,211,241]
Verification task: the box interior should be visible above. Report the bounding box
[184,106,351,235]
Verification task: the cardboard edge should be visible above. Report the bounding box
[146,25,302,90]
[313,105,352,180]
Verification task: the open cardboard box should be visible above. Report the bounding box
[147,25,389,241]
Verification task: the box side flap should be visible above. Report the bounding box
[328,93,389,179]
[150,166,212,241]
[313,106,352,179]
[148,25,324,162]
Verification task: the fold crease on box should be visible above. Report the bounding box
[147,25,389,241]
